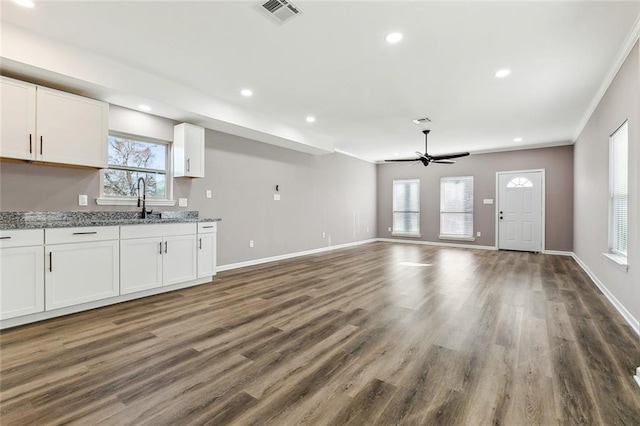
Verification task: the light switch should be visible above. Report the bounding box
[483,199,494,205]
[206,190,212,199]
[78,195,88,206]
[179,198,188,207]
[274,194,281,201]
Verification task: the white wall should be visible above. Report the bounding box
[574,41,639,333]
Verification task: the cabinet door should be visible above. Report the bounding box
[45,240,119,310]
[174,123,205,178]
[163,235,197,286]
[197,233,217,279]
[36,86,108,168]
[0,77,36,160]
[121,237,163,295]
[0,246,44,320]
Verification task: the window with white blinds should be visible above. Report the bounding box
[393,179,420,236]
[440,176,474,239]
[609,121,628,257]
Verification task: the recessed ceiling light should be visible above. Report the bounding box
[240,89,253,97]
[495,69,511,78]
[306,116,316,123]
[513,137,523,142]
[138,105,151,112]
[393,152,399,156]
[13,0,35,8]
[386,32,403,44]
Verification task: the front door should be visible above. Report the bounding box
[498,171,543,252]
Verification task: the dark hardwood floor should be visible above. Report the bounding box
[1,242,639,425]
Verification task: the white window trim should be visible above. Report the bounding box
[392,179,421,238]
[608,120,628,260]
[97,131,176,206]
[439,176,474,241]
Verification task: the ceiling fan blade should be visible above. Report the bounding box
[415,151,429,160]
[432,160,456,164]
[384,158,421,162]
[430,152,470,160]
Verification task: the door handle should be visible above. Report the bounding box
[187,158,190,172]
[500,216,504,220]
[40,136,43,155]
[49,252,53,272]
[29,134,32,154]
[164,241,168,254]
[199,238,202,249]
[159,241,163,255]
[72,231,98,235]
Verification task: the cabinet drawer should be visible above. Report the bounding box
[120,223,196,240]
[45,226,119,245]
[198,222,217,234]
[0,229,44,248]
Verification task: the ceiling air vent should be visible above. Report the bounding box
[256,0,302,26]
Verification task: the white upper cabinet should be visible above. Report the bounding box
[0,76,108,168]
[0,77,36,160]
[173,123,205,178]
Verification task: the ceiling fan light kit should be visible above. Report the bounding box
[384,130,470,167]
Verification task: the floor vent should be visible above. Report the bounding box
[256,0,302,26]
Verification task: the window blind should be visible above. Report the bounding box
[610,122,628,256]
[393,179,420,236]
[440,176,473,238]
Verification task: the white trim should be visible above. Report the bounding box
[96,198,177,206]
[1,276,211,329]
[439,235,476,242]
[634,367,640,389]
[217,239,377,272]
[542,250,573,256]
[602,252,629,272]
[392,233,421,238]
[377,238,497,251]
[573,16,640,141]
[495,169,546,252]
[572,253,640,336]
[333,148,376,164]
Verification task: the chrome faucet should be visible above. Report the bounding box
[137,177,153,219]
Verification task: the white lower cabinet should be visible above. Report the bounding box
[0,229,45,320]
[197,222,217,279]
[120,224,197,295]
[45,227,120,310]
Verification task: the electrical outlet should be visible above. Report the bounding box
[206,190,212,198]
[366,227,370,232]
[477,231,481,237]
[78,194,88,206]
[322,232,326,238]
[178,198,188,207]
[274,194,281,201]
[388,227,392,232]
[249,240,254,248]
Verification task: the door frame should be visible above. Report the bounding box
[495,169,546,252]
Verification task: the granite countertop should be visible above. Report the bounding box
[0,211,222,230]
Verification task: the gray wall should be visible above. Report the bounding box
[574,41,639,327]
[376,145,574,251]
[0,106,377,266]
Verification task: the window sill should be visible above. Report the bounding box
[602,252,628,272]
[392,233,422,238]
[96,198,177,207]
[439,235,476,242]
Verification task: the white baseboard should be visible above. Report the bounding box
[572,253,640,336]
[376,238,497,251]
[543,250,574,256]
[217,239,377,272]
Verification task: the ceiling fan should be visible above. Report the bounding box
[384,130,469,166]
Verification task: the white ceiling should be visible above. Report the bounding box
[1,1,639,161]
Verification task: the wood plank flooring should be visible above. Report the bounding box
[1,242,639,425]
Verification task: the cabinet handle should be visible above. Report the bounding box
[0,236,11,240]
[159,241,163,255]
[40,136,43,155]
[202,225,214,229]
[49,252,53,272]
[29,134,32,154]
[199,238,202,249]
[187,158,190,172]
[72,231,98,235]
[164,241,168,254]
